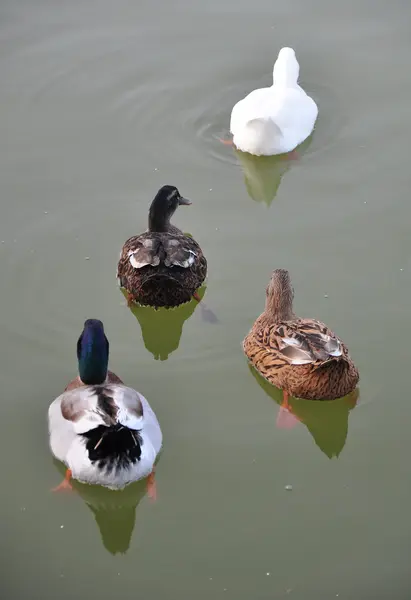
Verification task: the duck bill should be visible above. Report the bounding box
[178,197,192,206]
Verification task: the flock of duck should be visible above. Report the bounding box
[48,47,359,496]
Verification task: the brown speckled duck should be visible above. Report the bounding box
[243,269,359,409]
[117,185,207,309]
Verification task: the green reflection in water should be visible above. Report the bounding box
[248,364,359,458]
[235,134,313,206]
[122,285,205,360]
[53,459,149,555]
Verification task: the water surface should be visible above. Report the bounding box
[1,0,411,598]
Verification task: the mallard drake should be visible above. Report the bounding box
[48,319,162,495]
[117,185,207,309]
[243,270,359,409]
[229,47,318,156]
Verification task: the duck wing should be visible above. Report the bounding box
[58,384,144,434]
[270,319,343,366]
[126,233,201,270]
[126,237,163,269]
[162,237,199,268]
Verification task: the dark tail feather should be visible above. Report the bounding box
[82,424,142,463]
[138,274,192,308]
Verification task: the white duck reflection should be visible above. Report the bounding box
[234,135,313,206]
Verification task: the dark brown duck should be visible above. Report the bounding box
[117,185,207,309]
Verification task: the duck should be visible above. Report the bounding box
[48,319,162,495]
[117,185,208,309]
[229,47,318,156]
[243,269,359,410]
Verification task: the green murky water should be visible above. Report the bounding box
[1,0,411,598]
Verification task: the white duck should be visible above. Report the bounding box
[230,47,318,156]
[48,319,162,496]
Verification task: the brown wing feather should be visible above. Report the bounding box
[257,318,342,367]
[127,238,163,268]
[124,232,202,270]
[163,237,198,268]
[277,319,342,364]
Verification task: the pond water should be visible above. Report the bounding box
[1,0,411,598]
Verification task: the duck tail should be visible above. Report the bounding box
[235,118,282,155]
[82,423,142,463]
[246,117,282,137]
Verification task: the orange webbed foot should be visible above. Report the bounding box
[52,469,74,493]
[283,149,300,161]
[146,470,157,502]
[126,292,135,308]
[276,391,300,430]
[218,137,234,146]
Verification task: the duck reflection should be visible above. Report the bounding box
[248,365,359,458]
[53,460,148,554]
[235,135,312,206]
[123,285,205,360]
